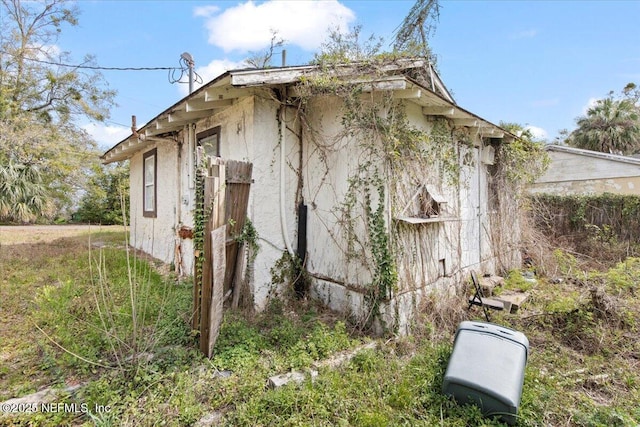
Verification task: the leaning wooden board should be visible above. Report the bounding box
[207,225,226,358]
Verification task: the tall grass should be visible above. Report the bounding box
[32,231,193,376]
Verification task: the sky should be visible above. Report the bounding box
[51,0,640,150]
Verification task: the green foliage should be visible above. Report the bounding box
[0,0,116,221]
[530,193,640,262]
[234,218,260,254]
[211,310,355,374]
[32,246,193,373]
[364,179,397,326]
[599,257,640,294]
[0,160,52,222]
[568,94,640,155]
[504,269,534,292]
[226,342,521,427]
[312,24,384,65]
[4,227,640,426]
[0,116,102,220]
[553,248,581,276]
[193,165,206,290]
[269,250,310,297]
[498,122,550,186]
[0,0,115,123]
[74,162,129,224]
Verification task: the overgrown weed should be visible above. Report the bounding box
[3,227,640,426]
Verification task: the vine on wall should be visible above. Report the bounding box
[193,166,206,290]
[295,61,474,330]
[279,55,548,330]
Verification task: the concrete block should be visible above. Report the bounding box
[495,292,529,313]
[478,275,504,296]
[267,369,318,389]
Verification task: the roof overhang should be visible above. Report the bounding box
[102,59,513,164]
[102,73,258,163]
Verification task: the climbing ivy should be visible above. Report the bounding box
[287,32,547,329]
[364,178,397,326]
[295,61,474,330]
[193,166,206,290]
[234,218,260,262]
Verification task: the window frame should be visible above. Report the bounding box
[142,148,157,218]
[196,126,221,158]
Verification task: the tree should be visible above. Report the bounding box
[0,0,114,122]
[74,163,129,225]
[392,0,441,62]
[0,161,53,223]
[567,83,640,155]
[244,30,284,69]
[0,0,115,221]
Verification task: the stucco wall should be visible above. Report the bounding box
[300,96,518,333]
[129,139,180,266]
[530,150,640,196]
[530,177,640,195]
[246,95,300,310]
[128,94,300,311]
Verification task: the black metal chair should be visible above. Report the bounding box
[468,271,504,322]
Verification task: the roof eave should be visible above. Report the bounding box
[102,60,514,164]
[545,144,640,166]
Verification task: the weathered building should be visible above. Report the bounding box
[102,60,520,333]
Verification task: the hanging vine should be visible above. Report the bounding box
[294,60,474,331]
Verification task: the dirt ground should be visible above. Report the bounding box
[0,224,125,245]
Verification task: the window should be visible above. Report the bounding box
[197,126,220,158]
[143,148,157,218]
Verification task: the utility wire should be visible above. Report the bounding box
[0,49,179,71]
[1,49,204,86]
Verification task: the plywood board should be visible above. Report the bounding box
[207,225,227,358]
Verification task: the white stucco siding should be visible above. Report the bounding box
[302,95,375,289]
[126,94,300,311]
[249,95,300,310]
[198,96,255,161]
[300,96,505,331]
[393,102,463,289]
[129,140,181,266]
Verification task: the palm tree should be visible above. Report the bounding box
[0,161,51,223]
[569,97,640,155]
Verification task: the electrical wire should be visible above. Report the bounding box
[0,49,179,71]
[1,49,204,86]
[168,55,203,86]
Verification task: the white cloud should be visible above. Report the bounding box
[193,5,219,17]
[197,0,356,52]
[524,125,548,140]
[510,29,537,39]
[178,58,245,96]
[83,122,131,148]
